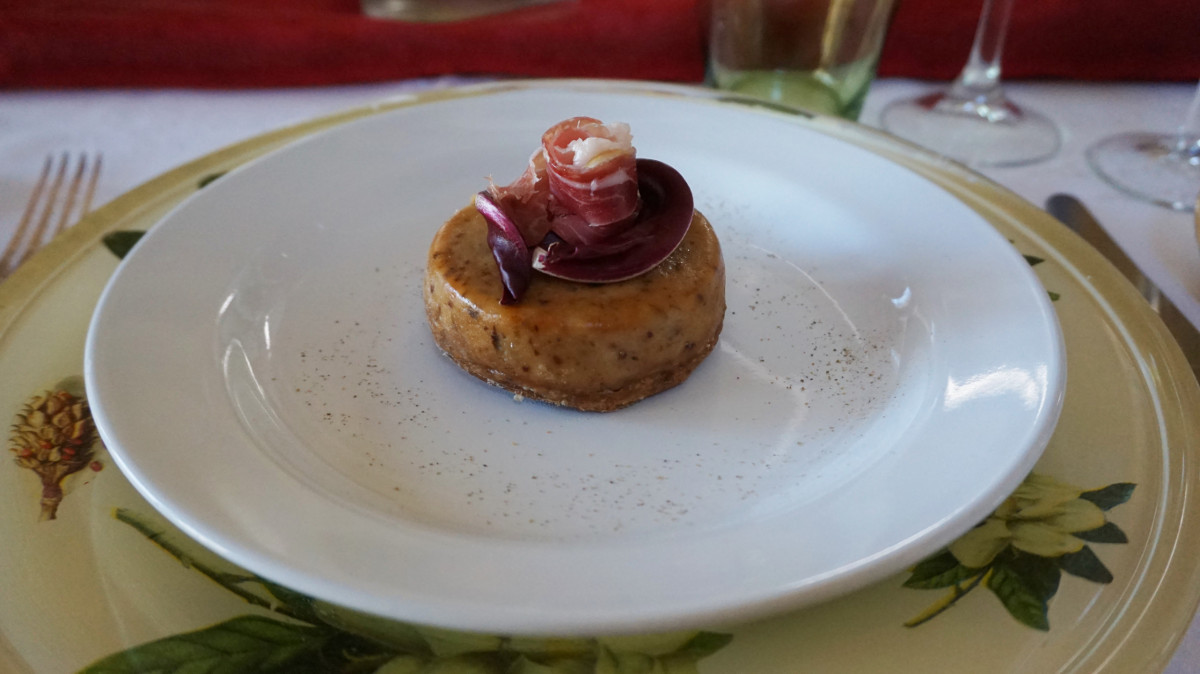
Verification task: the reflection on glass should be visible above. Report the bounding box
[1086,81,1200,212]
[879,0,1060,168]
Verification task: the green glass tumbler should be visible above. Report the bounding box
[708,0,898,120]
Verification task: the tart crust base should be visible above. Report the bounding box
[423,204,725,412]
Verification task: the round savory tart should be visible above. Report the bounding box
[424,204,725,412]
[423,117,725,411]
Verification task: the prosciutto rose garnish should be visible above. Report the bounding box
[476,117,694,304]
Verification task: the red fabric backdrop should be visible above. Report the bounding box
[0,0,1196,89]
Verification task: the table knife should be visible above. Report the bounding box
[1045,193,1200,379]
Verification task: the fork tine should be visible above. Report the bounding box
[1,153,104,279]
[0,155,53,273]
[54,154,87,235]
[25,152,70,256]
[80,153,102,216]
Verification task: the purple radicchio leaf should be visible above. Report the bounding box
[475,190,532,305]
[533,158,693,283]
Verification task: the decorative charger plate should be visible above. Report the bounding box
[84,84,1063,635]
[0,80,1197,673]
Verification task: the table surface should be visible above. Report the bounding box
[2,76,1198,671]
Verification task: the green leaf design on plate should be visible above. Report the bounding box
[597,645,707,674]
[102,168,225,260]
[101,173,220,262]
[1057,545,1114,584]
[986,560,1053,631]
[506,654,591,674]
[904,475,1135,631]
[259,578,324,626]
[79,615,328,673]
[1079,482,1136,510]
[112,508,312,623]
[902,570,988,628]
[1020,250,1059,300]
[102,230,145,260]
[903,550,976,589]
[89,509,733,674]
[1072,521,1129,544]
[1001,550,1062,601]
[199,171,227,188]
[673,631,735,660]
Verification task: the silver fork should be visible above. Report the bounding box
[0,152,103,279]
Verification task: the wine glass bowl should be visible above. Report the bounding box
[882,83,1059,167]
[1086,85,1200,212]
[879,0,1060,168]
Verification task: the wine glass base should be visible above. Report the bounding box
[1086,133,1200,212]
[880,92,1061,168]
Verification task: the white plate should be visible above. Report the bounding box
[84,82,1065,635]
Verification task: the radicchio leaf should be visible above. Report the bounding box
[533,159,693,283]
[475,191,531,305]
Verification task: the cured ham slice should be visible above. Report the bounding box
[541,117,641,246]
[486,117,638,247]
[485,149,553,247]
[477,117,693,304]
[534,158,692,280]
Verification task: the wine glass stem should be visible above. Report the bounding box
[949,0,1014,101]
[1172,80,1200,157]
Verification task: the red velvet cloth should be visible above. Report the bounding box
[0,0,1196,89]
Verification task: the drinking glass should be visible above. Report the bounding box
[1086,81,1200,212]
[879,0,1059,167]
[708,0,898,120]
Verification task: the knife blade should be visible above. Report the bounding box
[1045,193,1200,379]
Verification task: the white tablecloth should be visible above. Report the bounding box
[2,76,1198,671]
[4,78,1198,331]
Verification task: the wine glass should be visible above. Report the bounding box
[1086,81,1200,212]
[879,0,1060,168]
